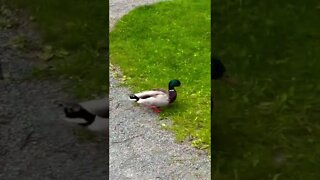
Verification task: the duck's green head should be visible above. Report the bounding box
[169,79,181,89]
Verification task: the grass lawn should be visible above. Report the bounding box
[6,0,108,99]
[110,0,211,151]
[213,0,320,179]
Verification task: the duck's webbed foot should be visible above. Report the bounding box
[148,105,161,113]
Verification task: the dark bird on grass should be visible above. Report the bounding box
[129,79,181,113]
[61,98,108,133]
[212,57,237,85]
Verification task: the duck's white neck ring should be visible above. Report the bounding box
[169,90,175,92]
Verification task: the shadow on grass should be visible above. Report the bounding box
[213,1,320,176]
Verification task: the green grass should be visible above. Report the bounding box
[110,0,211,150]
[213,0,320,179]
[6,0,108,99]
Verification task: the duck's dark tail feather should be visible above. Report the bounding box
[129,94,139,101]
[63,103,96,126]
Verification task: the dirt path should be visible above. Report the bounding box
[0,5,107,179]
[109,0,211,179]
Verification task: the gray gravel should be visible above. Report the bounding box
[109,0,211,179]
[0,5,107,180]
[109,0,165,30]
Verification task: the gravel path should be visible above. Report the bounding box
[0,5,107,179]
[109,0,164,30]
[109,0,211,179]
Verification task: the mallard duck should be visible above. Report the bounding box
[129,79,181,113]
[62,98,108,133]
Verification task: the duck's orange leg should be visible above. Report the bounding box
[148,105,161,113]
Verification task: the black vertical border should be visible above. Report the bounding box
[210,0,214,177]
[106,0,110,178]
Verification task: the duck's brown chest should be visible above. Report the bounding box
[169,90,177,103]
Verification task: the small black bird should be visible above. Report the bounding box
[212,56,237,85]
[212,57,226,80]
